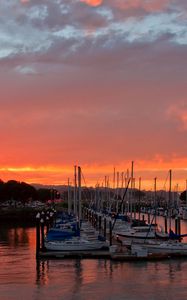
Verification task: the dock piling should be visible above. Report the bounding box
[36,213,41,258]
[178,217,181,235]
[104,218,106,238]
[164,216,168,234]
[40,218,45,251]
[109,220,112,246]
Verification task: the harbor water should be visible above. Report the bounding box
[1,216,187,300]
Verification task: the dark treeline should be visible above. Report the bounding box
[0,180,60,204]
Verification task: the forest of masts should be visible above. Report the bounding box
[65,163,187,219]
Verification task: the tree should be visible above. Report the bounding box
[0,180,37,205]
[37,188,51,202]
[180,190,187,203]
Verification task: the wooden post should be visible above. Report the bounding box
[46,216,49,234]
[95,214,98,229]
[49,211,54,228]
[89,210,92,222]
[148,213,150,224]
[164,216,168,234]
[93,213,96,227]
[109,220,112,246]
[99,215,102,231]
[104,218,106,238]
[178,217,181,235]
[142,215,145,221]
[40,218,45,251]
[175,217,178,234]
[36,212,41,258]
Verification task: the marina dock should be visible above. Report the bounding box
[36,208,187,262]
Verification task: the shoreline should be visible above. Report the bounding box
[0,207,40,224]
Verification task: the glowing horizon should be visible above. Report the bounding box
[0,162,186,192]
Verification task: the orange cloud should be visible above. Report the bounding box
[109,0,169,12]
[20,0,30,3]
[80,0,103,7]
[167,104,187,131]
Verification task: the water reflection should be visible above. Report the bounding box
[0,225,30,247]
[36,260,49,286]
[72,259,83,296]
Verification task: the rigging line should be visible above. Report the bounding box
[111,177,131,232]
[80,170,94,207]
[159,170,170,200]
[163,170,170,190]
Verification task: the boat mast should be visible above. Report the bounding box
[138,177,141,221]
[169,169,172,231]
[78,166,82,221]
[74,165,77,216]
[68,178,71,215]
[121,172,124,213]
[154,177,157,227]
[116,171,119,213]
[130,161,134,222]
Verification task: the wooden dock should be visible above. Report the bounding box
[37,247,186,261]
[38,249,110,259]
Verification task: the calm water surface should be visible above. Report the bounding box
[1,217,187,300]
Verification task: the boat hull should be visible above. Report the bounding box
[45,240,109,251]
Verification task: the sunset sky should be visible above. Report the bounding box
[1,0,187,190]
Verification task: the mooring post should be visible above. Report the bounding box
[53,209,57,226]
[49,211,54,228]
[164,216,168,234]
[40,218,45,251]
[178,217,181,235]
[109,220,112,246]
[93,213,96,227]
[46,216,50,234]
[99,215,102,232]
[36,212,41,258]
[86,208,89,220]
[104,218,106,238]
[95,214,98,229]
[175,217,178,234]
[83,207,86,219]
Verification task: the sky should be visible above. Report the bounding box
[0,0,187,191]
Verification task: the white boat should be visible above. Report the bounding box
[132,240,187,255]
[45,237,109,251]
[115,225,157,244]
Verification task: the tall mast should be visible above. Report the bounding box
[113,167,116,189]
[154,177,157,226]
[138,177,141,220]
[74,165,77,216]
[78,166,82,221]
[130,161,134,222]
[169,169,172,231]
[116,171,119,213]
[68,178,71,215]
